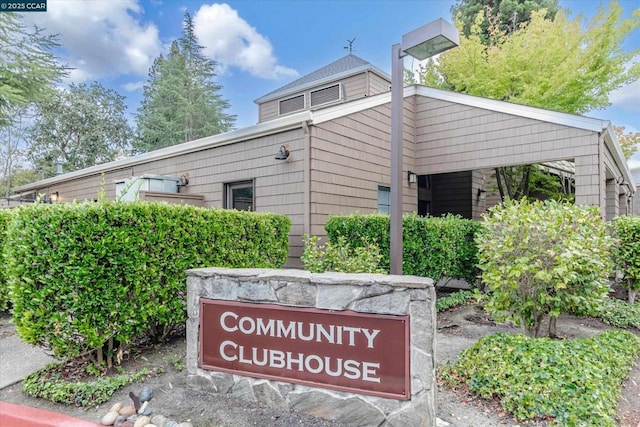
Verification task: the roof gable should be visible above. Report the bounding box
[254,54,389,104]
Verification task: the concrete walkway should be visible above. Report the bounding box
[0,314,56,389]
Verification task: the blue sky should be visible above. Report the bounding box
[23,0,640,167]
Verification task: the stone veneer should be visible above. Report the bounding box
[186,268,436,427]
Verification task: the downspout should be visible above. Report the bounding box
[598,132,606,218]
[302,121,311,237]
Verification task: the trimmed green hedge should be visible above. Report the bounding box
[613,215,640,304]
[325,213,481,283]
[0,209,12,310]
[5,201,290,360]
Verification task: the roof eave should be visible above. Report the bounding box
[14,111,312,193]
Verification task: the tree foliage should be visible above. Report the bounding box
[477,199,613,338]
[614,125,640,159]
[0,13,66,127]
[451,0,559,45]
[134,12,235,154]
[28,82,132,176]
[424,2,640,115]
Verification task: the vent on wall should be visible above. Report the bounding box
[310,84,341,107]
[279,94,305,115]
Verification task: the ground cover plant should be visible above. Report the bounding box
[476,199,613,338]
[436,290,477,312]
[440,330,640,426]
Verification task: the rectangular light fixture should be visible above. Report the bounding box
[401,18,459,60]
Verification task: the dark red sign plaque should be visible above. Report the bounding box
[199,299,411,400]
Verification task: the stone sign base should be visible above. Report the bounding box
[186,268,436,427]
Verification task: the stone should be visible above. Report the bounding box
[119,405,136,416]
[101,411,119,426]
[137,401,152,416]
[133,416,151,427]
[237,281,277,301]
[316,284,363,310]
[252,381,288,410]
[362,283,394,297]
[410,301,434,355]
[176,423,194,427]
[411,348,434,393]
[289,391,385,426]
[275,282,316,306]
[351,291,410,315]
[386,391,436,427]
[114,421,135,427]
[230,378,257,402]
[150,415,167,427]
[164,421,179,427]
[110,403,123,413]
[187,371,234,395]
[139,385,153,402]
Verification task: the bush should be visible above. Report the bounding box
[572,297,640,329]
[476,199,613,338]
[325,213,481,283]
[442,330,640,426]
[613,216,640,304]
[5,201,290,365]
[0,209,12,310]
[301,235,385,273]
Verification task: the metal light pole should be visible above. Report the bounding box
[390,18,459,275]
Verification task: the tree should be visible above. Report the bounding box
[614,125,640,159]
[451,0,559,45]
[0,13,66,126]
[477,199,613,338]
[28,82,132,176]
[134,12,235,154]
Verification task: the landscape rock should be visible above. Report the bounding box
[101,410,119,426]
[110,403,123,413]
[150,414,167,426]
[133,415,151,427]
[139,386,153,402]
[119,405,136,416]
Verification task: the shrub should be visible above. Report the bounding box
[5,201,290,365]
[572,297,640,329]
[613,215,640,304]
[325,213,481,283]
[301,234,385,273]
[476,199,613,338]
[0,209,12,310]
[442,330,640,426]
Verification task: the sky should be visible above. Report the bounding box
[21,0,640,168]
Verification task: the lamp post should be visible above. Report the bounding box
[390,18,459,275]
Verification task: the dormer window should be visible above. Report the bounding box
[279,94,305,115]
[310,84,341,107]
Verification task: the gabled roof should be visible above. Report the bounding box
[254,54,390,104]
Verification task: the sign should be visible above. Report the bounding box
[200,299,410,400]
[0,1,47,12]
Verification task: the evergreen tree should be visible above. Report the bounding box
[134,12,235,154]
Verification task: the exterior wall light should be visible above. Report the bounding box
[407,171,417,184]
[275,145,290,161]
[477,188,487,201]
[50,191,59,203]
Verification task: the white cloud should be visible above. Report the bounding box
[193,3,298,80]
[24,0,162,83]
[609,79,640,113]
[123,81,145,92]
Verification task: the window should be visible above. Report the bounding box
[225,180,254,211]
[377,186,390,214]
[310,84,341,107]
[279,94,305,115]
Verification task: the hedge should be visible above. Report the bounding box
[613,215,640,304]
[5,201,290,361]
[0,209,12,310]
[325,213,481,283]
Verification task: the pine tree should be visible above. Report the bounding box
[134,12,235,154]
